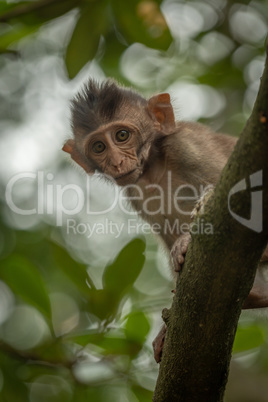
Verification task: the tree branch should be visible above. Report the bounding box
[153,45,268,402]
[0,0,78,22]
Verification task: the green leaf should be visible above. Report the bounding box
[51,242,94,296]
[67,331,142,356]
[0,254,51,320]
[97,336,142,356]
[0,24,40,50]
[100,31,127,79]
[0,2,17,15]
[73,386,105,401]
[33,339,73,365]
[65,330,102,347]
[65,1,109,78]
[111,0,172,50]
[33,0,80,22]
[0,351,29,402]
[0,0,79,24]
[58,239,145,321]
[233,324,265,353]
[87,288,118,320]
[131,384,154,402]
[125,311,150,343]
[102,238,146,294]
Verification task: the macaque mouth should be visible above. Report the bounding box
[114,168,138,180]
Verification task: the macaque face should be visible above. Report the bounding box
[63,79,175,186]
[83,121,145,186]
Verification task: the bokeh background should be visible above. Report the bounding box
[0,0,268,401]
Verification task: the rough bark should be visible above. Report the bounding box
[153,46,268,402]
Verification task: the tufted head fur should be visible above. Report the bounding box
[71,79,147,137]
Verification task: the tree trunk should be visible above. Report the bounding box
[153,45,268,402]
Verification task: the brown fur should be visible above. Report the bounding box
[63,79,268,315]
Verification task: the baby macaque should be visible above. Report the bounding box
[63,79,268,360]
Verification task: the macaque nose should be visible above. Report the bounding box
[111,152,124,172]
[112,157,124,172]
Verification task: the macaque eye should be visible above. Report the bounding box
[92,141,106,154]
[116,130,130,142]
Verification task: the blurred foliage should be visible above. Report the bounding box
[0,0,172,78]
[0,0,268,401]
[0,215,157,401]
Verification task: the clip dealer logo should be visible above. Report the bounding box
[4,170,264,234]
[228,170,263,233]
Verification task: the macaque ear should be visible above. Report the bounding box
[62,139,93,174]
[62,139,75,154]
[147,93,175,133]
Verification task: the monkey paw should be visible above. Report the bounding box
[171,232,191,272]
[152,325,166,363]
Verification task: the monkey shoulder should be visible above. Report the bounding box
[162,121,237,164]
